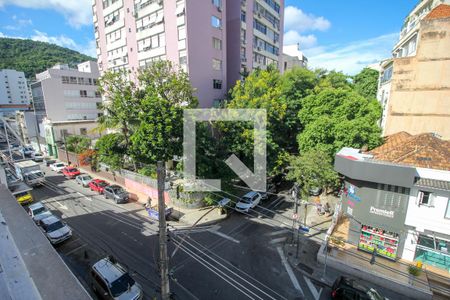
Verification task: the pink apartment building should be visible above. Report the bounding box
[93,0,284,107]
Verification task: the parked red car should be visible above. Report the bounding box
[89,179,109,194]
[62,167,81,179]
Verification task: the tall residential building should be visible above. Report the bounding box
[92,0,284,108]
[0,69,31,117]
[31,61,101,124]
[377,2,450,139]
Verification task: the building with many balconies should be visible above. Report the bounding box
[92,0,284,108]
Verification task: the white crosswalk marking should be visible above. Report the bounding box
[277,246,304,297]
[304,276,322,300]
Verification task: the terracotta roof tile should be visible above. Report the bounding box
[368,132,450,171]
[424,4,450,20]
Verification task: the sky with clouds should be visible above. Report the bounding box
[0,0,415,74]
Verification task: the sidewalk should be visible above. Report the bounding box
[78,166,228,228]
[314,218,435,300]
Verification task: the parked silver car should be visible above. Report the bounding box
[90,257,143,300]
[26,202,52,224]
[39,215,72,244]
[75,174,93,187]
[104,185,129,204]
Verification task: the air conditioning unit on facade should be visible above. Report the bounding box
[257,46,262,51]
[217,6,222,12]
[157,0,163,5]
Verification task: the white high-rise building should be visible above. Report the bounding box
[31,61,102,124]
[0,69,31,117]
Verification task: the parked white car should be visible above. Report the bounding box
[31,152,44,162]
[50,162,66,173]
[235,191,262,213]
[26,202,52,224]
[75,174,92,187]
[38,215,72,244]
[91,257,143,300]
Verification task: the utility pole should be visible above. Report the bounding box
[291,183,299,242]
[62,131,70,164]
[157,161,170,300]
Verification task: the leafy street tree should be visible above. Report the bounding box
[131,60,197,164]
[97,69,140,153]
[297,88,382,159]
[65,135,91,154]
[286,149,340,199]
[298,88,382,157]
[353,67,380,99]
[95,133,127,170]
[224,66,288,175]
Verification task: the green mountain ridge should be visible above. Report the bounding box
[0,37,96,79]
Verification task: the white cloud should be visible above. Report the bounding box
[284,6,331,33]
[284,30,317,49]
[3,15,33,30]
[305,33,399,75]
[0,0,92,28]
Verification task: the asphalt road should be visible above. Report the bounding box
[25,163,332,300]
[0,140,408,300]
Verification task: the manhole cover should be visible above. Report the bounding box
[297,263,314,275]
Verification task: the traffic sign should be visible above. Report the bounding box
[299,225,310,233]
[292,213,298,220]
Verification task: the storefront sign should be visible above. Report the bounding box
[348,185,361,202]
[369,206,394,218]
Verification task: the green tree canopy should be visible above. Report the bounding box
[286,149,340,198]
[130,60,197,164]
[0,38,94,79]
[65,135,91,154]
[95,133,126,170]
[97,69,140,154]
[297,88,382,158]
[353,67,380,99]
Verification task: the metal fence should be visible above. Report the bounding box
[120,168,171,190]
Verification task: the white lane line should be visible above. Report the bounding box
[208,229,240,244]
[270,237,287,244]
[77,192,92,201]
[276,246,304,297]
[64,244,87,256]
[267,229,289,236]
[304,276,322,300]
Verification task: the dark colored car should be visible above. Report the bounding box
[44,157,57,167]
[331,276,386,300]
[89,179,109,194]
[104,185,129,204]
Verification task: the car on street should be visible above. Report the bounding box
[62,167,81,179]
[14,190,33,205]
[20,146,35,156]
[50,162,66,173]
[259,183,277,200]
[89,179,109,194]
[26,202,52,224]
[44,157,57,166]
[76,174,93,187]
[31,152,44,162]
[331,276,386,300]
[90,257,143,300]
[38,215,72,245]
[235,191,262,213]
[104,185,130,204]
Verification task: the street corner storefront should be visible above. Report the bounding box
[341,179,410,261]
